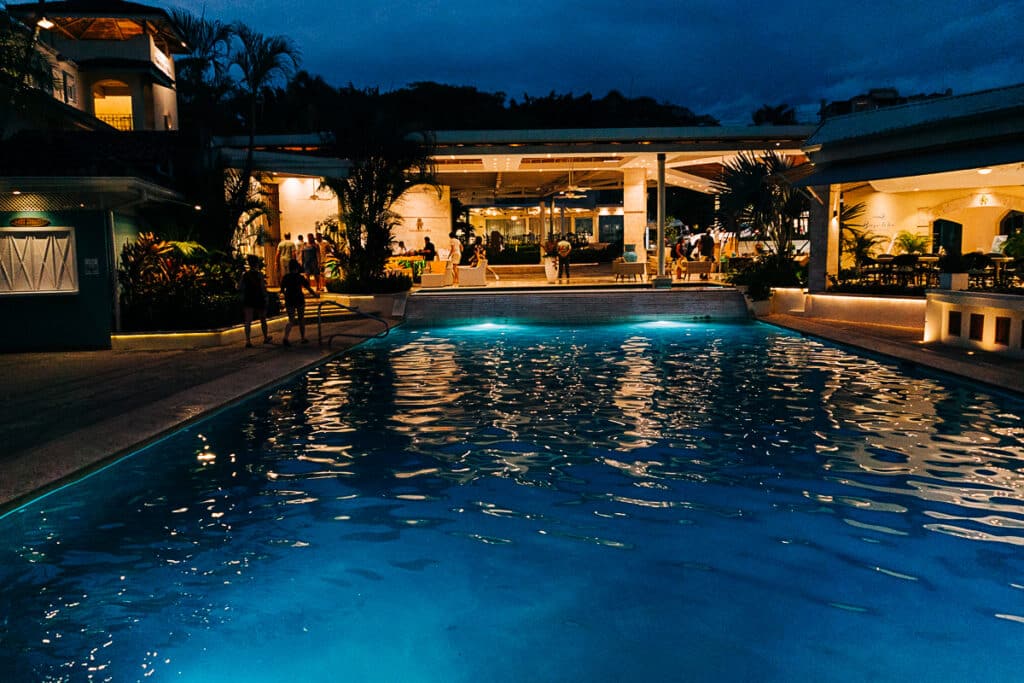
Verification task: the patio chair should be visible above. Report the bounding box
[420,260,453,287]
[458,265,487,287]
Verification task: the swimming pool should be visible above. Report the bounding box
[2,321,1024,682]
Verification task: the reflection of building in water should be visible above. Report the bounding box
[803,347,1024,545]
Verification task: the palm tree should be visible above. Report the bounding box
[0,7,56,141]
[169,9,233,117]
[321,112,437,287]
[225,23,300,236]
[715,150,810,259]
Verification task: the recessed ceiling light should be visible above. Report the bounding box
[977,168,993,175]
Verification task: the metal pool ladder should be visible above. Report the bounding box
[316,299,391,347]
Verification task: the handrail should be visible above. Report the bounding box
[316,299,391,347]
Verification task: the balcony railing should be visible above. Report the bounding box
[96,114,133,131]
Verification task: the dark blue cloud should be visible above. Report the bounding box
[172,0,1023,124]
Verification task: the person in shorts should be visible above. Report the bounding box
[238,254,270,347]
[280,259,318,347]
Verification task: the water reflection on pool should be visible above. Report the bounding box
[2,322,1023,682]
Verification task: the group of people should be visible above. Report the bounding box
[237,231,332,349]
[406,234,499,286]
[673,228,718,280]
[276,232,332,292]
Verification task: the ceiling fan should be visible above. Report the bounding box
[557,163,590,199]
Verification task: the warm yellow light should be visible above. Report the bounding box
[977,168,993,175]
[36,16,54,29]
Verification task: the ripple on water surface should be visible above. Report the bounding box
[1,322,1024,682]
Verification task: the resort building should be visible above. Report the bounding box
[6,0,186,133]
[798,83,1024,355]
[1,0,188,351]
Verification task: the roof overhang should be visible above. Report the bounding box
[219,148,351,179]
[0,176,186,212]
[798,83,1024,187]
[8,1,188,54]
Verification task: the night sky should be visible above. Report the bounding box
[172,0,1022,124]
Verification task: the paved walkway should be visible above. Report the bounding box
[0,315,398,510]
[2,286,1022,511]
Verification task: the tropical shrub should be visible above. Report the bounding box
[726,255,803,301]
[118,233,276,331]
[893,230,930,254]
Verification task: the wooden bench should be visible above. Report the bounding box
[613,259,646,281]
[679,260,713,280]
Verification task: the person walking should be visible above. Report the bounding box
[276,233,296,286]
[301,232,319,284]
[556,236,572,281]
[280,259,318,347]
[238,254,271,347]
[448,231,463,286]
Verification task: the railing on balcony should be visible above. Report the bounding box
[96,114,133,131]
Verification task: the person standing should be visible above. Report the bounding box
[448,231,463,286]
[238,254,271,347]
[699,228,716,280]
[421,236,437,261]
[301,232,319,283]
[556,236,572,281]
[280,259,318,347]
[276,233,296,286]
[315,234,331,291]
[673,234,688,279]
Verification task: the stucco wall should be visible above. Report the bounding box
[844,185,1024,256]
[276,177,337,240]
[392,184,451,254]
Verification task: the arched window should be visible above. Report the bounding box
[999,210,1024,236]
[92,80,133,131]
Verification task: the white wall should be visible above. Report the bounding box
[844,185,1024,255]
[275,177,337,240]
[392,184,451,253]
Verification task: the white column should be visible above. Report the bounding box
[623,168,647,254]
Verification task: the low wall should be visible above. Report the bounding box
[112,293,407,350]
[924,290,1024,357]
[405,288,749,324]
[774,289,926,329]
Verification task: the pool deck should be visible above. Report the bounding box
[1,283,1022,512]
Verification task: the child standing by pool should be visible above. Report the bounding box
[280,259,319,347]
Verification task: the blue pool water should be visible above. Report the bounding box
[3,321,1024,682]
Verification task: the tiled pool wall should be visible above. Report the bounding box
[405,288,750,324]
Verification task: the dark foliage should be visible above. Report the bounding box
[327,272,412,294]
